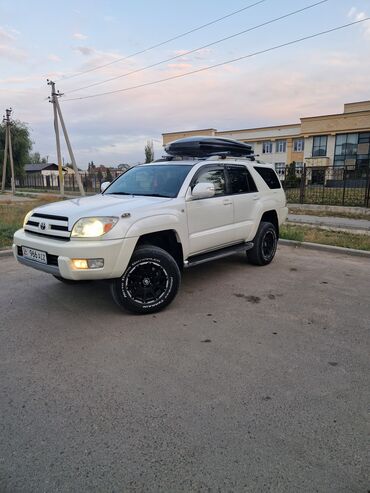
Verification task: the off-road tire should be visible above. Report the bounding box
[247,221,278,266]
[110,245,181,314]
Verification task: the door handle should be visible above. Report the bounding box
[223,199,232,205]
[252,195,259,201]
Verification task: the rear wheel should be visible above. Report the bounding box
[110,245,181,314]
[247,221,278,266]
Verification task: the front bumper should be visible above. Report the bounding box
[13,229,137,280]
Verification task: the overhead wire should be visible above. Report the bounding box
[61,18,370,102]
[64,0,328,96]
[56,0,267,82]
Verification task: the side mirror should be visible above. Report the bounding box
[101,181,111,193]
[191,182,215,199]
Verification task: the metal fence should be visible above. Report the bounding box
[15,172,123,194]
[14,165,370,207]
[280,164,370,207]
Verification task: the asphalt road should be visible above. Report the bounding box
[0,245,369,493]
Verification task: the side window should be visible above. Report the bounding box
[254,166,281,189]
[227,166,258,194]
[192,168,225,196]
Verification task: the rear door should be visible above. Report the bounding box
[186,165,234,254]
[225,165,260,241]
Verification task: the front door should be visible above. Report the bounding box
[186,166,234,255]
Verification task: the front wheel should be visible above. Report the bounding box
[247,221,278,266]
[110,245,181,314]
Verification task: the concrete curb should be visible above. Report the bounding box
[0,249,13,258]
[279,239,370,258]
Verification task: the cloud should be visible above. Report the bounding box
[167,62,194,70]
[1,30,370,168]
[73,32,88,40]
[348,7,370,40]
[0,43,27,61]
[47,54,61,62]
[74,45,95,56]
[0,75,40,84]
[0,26,26,61]
[0,26,18,42]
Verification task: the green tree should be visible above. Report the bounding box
[0,120,33,179]
[145,140,154,163]
[87,161,96,173]
[106,168,113,181]
[285,161,301,188]
[28,152,48,164]
[97,169,103,183]
[29,151,41,163]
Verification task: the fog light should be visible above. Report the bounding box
[72,259,88,269]
[72,258,104,269]
[87,258,104,269]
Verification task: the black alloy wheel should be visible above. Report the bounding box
[110,245,181,314]
[247,221,278,266]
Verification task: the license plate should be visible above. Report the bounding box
[22,246,47,264]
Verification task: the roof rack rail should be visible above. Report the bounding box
[165,136,253,159]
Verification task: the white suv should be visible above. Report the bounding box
[13,137,288,314]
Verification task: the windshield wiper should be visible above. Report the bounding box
[134,193,171,198]
[107,192,133,195]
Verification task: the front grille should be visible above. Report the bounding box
[24,212,70,240]
[33,212,68,221]
[17,246,59,266]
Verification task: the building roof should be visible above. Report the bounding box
[24,163,58,172]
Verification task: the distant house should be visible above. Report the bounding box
[24,163,66,187]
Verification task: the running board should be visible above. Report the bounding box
[184,242,253,268]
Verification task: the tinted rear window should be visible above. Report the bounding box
[227,166,258,194]
[254,167,281,189]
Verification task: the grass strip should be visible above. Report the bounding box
[280,224,370,251]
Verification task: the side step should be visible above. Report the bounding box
[185,242,253,268]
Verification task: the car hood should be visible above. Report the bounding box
[33,194,172,226]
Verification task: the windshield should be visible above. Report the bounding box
[105,164,193,198]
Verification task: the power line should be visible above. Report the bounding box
[56,0,266,82]
[65,0,328,96]
[61,17,370,103]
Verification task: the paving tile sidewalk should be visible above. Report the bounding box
[287,213,370,232]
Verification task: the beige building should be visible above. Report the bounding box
[162,101,370,179]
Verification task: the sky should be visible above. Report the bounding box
[0,0,369,168]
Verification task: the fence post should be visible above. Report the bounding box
[341,166,347,206]
[299,164,306,204]
[365,167,370,208]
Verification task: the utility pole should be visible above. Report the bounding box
[48,80,64,196]
[1,108,15,194]
[47,80,85,196]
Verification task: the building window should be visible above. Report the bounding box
[293,139,304,152]
[276,140,286,153]
[262,141,273,154]
[335,133,358,158]
[312,135,328,156]
[295,162,304,174]
[274,163,286,176]
[334,132,370,169]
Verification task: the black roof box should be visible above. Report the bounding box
[165,136,253,158]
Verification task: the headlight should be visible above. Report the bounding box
[23,209,34,228]
[71,217,118,238]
